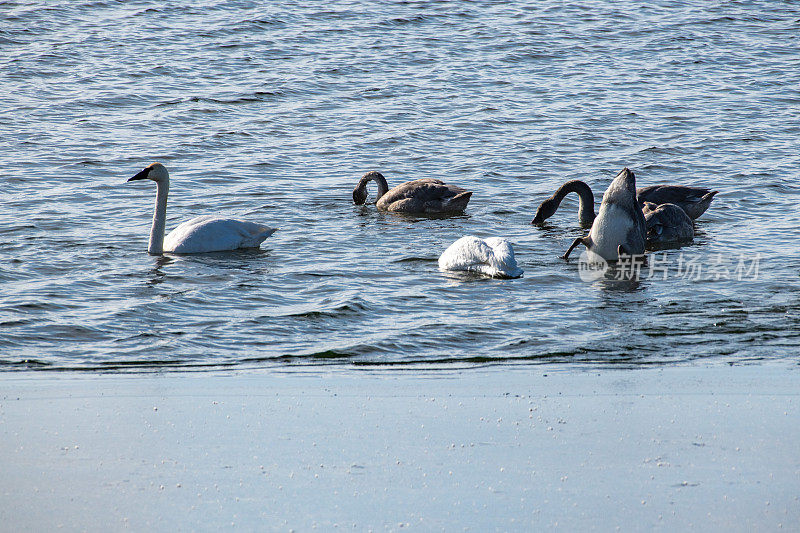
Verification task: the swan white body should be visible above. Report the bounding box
[588,203,635,260]
[438,236,523,278]
[128,163,276,255]
[163,215,276,254]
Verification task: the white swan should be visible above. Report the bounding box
[127,162,276,255]
[438,236,523,278]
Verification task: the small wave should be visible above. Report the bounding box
[77,94,151,109]
[392,256,436,264]
[356,87,398,100]
[47,359,235,373]
[287,299,370,319]
[156,91,289,107]
[211,131,253,138]
[3,301,80,313]
[244,18,286,26]
[379,15,431,27]
[239,350,355,366]
[26,324,113,342]
[137,7,161,14]
[0,318,31,327]
[0,224,36,234]
[0,358,52,369]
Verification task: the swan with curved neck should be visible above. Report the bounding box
[128,162,276,255]
[532,179,716,227]
[561,167,646,261]
[531,180,596,226]
[353,171,472,214]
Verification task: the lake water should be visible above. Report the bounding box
[2,0,799,371]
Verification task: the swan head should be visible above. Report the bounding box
[352,184,368,205]
[531,198,557,225]
[352,171,385,205]
[128,162,169,184]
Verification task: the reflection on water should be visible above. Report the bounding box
[146,256,174,287]
[594,275,642,293]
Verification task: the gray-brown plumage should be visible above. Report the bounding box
[352,171,472,214]
[531,180,595,226]
[532,179,716,227]
[642,202,694,245]
[636,185,717,220]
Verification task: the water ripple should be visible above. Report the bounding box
[1,0,798,371]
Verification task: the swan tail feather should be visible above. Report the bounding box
[439,236,523,279]
[443,191,472,211]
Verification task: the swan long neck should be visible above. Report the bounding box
[355,172,390,204]
[148,178,169,255]
[369,173,389,200]
[554,180,596,226]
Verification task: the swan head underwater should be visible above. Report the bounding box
[353,171,472,213]
[352,171,385,205]
[438,236,523,279]
[531,180,596,227]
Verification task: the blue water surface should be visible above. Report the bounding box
[1,1,799,371]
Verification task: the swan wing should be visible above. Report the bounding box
[644,203,694,244]
[438,236,523,278]
[377,179,470,212]
[637,185,711,204]
[637,185,717,220]
[164,216,276,254]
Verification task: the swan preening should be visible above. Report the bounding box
[128,163,276,255]
[439,236,523,279]
[561,168,647,261]
[643,202,694,245]
[531,179,716,227]
[353,171,472,213]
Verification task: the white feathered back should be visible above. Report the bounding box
[438,236,523,278]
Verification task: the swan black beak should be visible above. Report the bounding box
[127,168,150,182]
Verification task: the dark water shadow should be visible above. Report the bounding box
[146,255,175,286]
[595,264,644,292]
[164,247,273,266]
[645,241,696,253]
[438,270,522,282]
[352,203,471,221]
